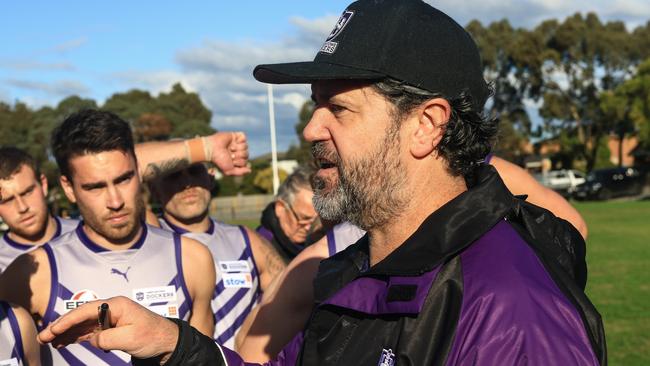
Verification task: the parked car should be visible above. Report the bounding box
[573,167,645,200]
[536,169,586,197]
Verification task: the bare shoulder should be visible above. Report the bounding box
[0,248,51,316]
[9,302,35,328]
[301,236,330,260]
[245,226,281,259]
[179,236,213,266]
[179,236,215,300]
[243,226,267,246]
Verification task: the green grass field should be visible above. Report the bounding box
[227,200,650,364]
[575,200,650,365]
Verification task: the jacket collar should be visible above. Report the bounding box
[314,165,515,302]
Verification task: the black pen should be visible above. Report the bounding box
[98,303,110,330]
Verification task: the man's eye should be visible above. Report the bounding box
[330,104,346,113]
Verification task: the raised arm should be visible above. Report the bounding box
[490,156,588,239]
[135,131,251,182]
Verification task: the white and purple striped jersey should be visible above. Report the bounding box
[41,223,192,366]
[0,216,77,273]
[0,302,24,366]
[326,222,366,257]
[160,217,260,349]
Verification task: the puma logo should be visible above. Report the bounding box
[111,267,131,282]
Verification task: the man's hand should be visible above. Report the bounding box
[38,296,179,363]
[207,131,251,176]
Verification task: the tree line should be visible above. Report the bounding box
[0,83,214,184]
[287,13,650,172]
[2,13,650,198]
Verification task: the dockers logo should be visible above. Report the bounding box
[320,10,354,54]
[64,289,99,311]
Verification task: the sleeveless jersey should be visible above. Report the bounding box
[160,217,260,349]
[41,223,192,366]
[326,222,366,257]
[0,216,77,273]
[0,302,24,366]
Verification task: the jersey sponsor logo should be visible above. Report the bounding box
[378,348,395,366]
[64,289,99,311]
[111,266,131,282]
[132,286,179,319]
[223,272,253,288]
[218,260,250,273]
[146,304,179,319]
[132,286,177,304]
[0,358,19,366]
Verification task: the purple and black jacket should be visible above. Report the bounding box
[138,166,606,366]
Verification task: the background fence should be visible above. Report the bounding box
[210,194,274,222]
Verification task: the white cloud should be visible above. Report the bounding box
[0,61,75,72]
[288,15,339,46]
[49,37,88,54]
[10,2,645,158]
[214,115,263,129]
[5,79,90,97]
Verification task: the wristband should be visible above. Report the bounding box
[185,137,212,163]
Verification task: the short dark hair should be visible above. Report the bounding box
[372,78,497,178]
[51,109,136,179]
[0,146,40,180]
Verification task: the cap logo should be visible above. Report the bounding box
[320,10,354,55]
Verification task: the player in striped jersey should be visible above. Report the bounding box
[0,124,253,274]
[149,162,286,350]
[0,147,78,273]
[236,155,589,361]
[0,301,39,366]
[0,109,250,365]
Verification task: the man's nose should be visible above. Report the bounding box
[303,108,332,143]
[15,196,29,214]
[106,185,125,210]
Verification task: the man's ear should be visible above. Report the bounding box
[59,175,77,204]
[409,98,450,159]
[274,200,285,219]
[39,174,49,196]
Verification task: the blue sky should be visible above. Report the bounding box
[2,0,648,157]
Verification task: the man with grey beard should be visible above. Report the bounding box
[38,1,606,365]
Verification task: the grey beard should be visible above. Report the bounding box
[312,127,407,231]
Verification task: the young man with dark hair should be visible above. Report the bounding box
[0,109,249,365]
[0,147,78,273]
[0,117,250,273]
[39,1,605,365]
[149,162,286,349]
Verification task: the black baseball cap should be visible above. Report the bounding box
[253,0,489,109]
